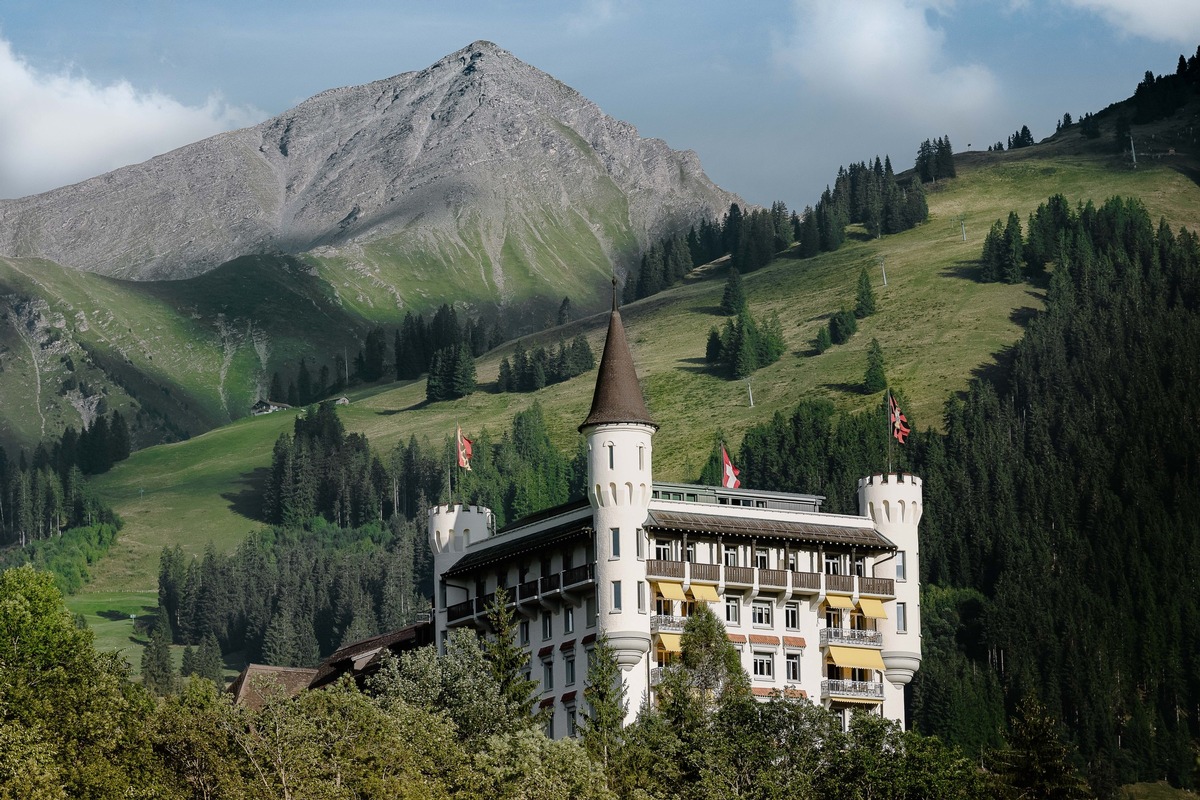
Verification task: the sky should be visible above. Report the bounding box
[1,0,1199,210]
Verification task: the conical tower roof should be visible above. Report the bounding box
[579,287,657,432]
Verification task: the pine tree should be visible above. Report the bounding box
[720,268,746,315]
[855,265,877,318]
[142,615,178,695]
[863,338,887,393]
[581,635,628,771]
[814,325,832,354]
[483,587,540,721]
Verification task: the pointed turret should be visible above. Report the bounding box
[579,282,656,432]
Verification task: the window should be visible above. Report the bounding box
[896,602,908,633]
[655,541,673,561]
[786,552,798,571]
[545,709,555,738]
[520,619,530,645]
[566,707,578,737]
[637,581,646,613]
[755,548,769,569]
[854,556,865,577]
[753,652,774,678]
[606,443,614,470]
[636,528,644,558]
[586,594,597,627]
[825,607,842,628]
[724,546,739,567]
[784,602,800,630]
[786,653,801,682]
[611,528,621,557]
[638,445,645,471]
[824,554,841,575]
[896,551,907,582]
[565,607,575,634]
[655,593,673,616]
[752,601,772,626]
[685,542,696,563]
[725,597,740,624]
[542,660,554,690]
[565,655,576,685]
[542,613,553,640]
[612,580,622,611]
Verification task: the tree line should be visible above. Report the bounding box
[496,334,595,393]
[4,563,1095,799]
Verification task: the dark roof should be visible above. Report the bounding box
[309,622,433,689]
[643,509,893,551]
[579,298,656,431]
[443,517,593,577]
[228,664,318,710]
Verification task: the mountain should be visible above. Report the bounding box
[0,41,737,284]
[0,41,740,450]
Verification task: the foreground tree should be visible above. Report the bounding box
[581,634,628,772]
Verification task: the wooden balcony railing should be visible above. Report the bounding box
[821,679,884,699]
[691,562,720,582]
[647,559,685,579]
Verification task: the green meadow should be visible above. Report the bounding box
[69,150,1200,669]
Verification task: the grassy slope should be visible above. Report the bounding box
[70,149,1200,667]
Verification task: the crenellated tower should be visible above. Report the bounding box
[857,472,922,724]
[428,502,494,647]
[579,284,657,718]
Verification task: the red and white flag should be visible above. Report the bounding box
[889,393,911,445]
[456,425,473,470]
[721,445,741,489]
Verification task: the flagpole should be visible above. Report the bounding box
[886,390,893,475]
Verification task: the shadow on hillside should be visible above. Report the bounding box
[1010,306,1039,327]
[97,609,133,621]
[795,346,822,358]
[1172,163,1200,189]
[968,344,1017,393]
[377,398,431,415]
[846,230,874,243]
[823,381,864,395]
[222,467,269,522]
[940,260,985,282]
[692,304,729,317]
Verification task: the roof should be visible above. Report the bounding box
[579,292,656,431]
[228,664,318,710]
[309,622,433,689]
[443,516,593,577]
[643,508,893,551]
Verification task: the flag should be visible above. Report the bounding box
[889,393,911,445]
[721,445,741,489]
[456,425,473,470]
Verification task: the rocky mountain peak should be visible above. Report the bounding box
[0,42,740,287]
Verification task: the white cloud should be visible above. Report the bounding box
[1064,0,1200,46]
[562,0,632,35]
[0,37,262,199]
[774,0,1000,124]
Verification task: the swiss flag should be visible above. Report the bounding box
[456,425,473,470]
[721,446,741,489]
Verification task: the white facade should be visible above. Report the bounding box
[427,304,922,738]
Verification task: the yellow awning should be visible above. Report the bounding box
[656,582,687,601]
[829,695,884,705]
[827,645,887,671]
[657,633,682,653]
[690,583,719,602]
[825,594,854,609]
[857,597,887,619]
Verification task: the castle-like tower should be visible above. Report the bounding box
[857,473,922,722]
[579,287,657,720]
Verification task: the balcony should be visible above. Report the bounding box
[647,559,684,579]
[562,563,594,588]
[819,628,883,647]
[517,579,540,603]
[691,562,720,582]
[725,565,755,586]
[858,576,894,596]
[651,614,687,633]
[821,679,884,700]
[650,667,664,687]
[825,574,855,594]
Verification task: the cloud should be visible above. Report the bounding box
[0,37,262,199]
[1063,0,1200,46]
[562,0,632,35]
[774,0,1000,123]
